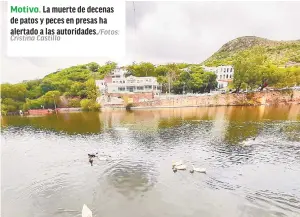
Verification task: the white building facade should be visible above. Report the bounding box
[95,68,162,95]
[202,65,234,89]
[95,80,106,93]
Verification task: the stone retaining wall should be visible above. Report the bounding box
[133,90,300,108]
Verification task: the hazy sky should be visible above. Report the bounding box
[1,1,300,83]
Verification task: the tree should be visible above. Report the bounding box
[232,46,268,92]
[97,62,117,79]
[155,65,169,76]
[171,66,217,94]
[257,63,280,90]
[42,90,61,108]
[1,98,23,112]
[165,63,180,93]
[69,82,86,97]
[40,79,56,94]
[1,83,28,101]
[190,73,204,92]
[87,62,100,73]
[127,62,155,77]
[85,78,99,100]
[202,72,218,92]
[139,62,155,76]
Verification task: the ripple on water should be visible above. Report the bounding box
[12,172,71,201]
[245,190,300,216]
[103,159,158,199]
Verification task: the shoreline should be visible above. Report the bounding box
[129,90,300,109]
[3,90,300,116]
[101,103,299,111]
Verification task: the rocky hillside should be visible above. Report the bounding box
[203,36,300,66]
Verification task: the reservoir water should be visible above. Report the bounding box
[1,105,300,217]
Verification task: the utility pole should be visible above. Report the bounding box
[168,72,171,96]
[53,95,57,114]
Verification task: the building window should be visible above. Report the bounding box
[137,86,143,90]
[230,75,232,78]
[145,85,152,89]
[113,81,115,83]
[226,74,228,79]
[118,87,125,91]
[230,68,233,72]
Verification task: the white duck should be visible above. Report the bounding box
[96,154,112,161]
[175,164,187,170]
[172,160,183,167]
[172,160,187,172]
[82,204,92,217]
[190,165,206,173]
[97,156,109,161]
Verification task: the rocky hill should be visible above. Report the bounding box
[203,36,300,66]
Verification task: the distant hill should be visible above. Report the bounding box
[202,36,300,66]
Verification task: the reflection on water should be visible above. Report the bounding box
[1,105,300,217]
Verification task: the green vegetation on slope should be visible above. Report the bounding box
[231,46,300,91]
[0,62,217,115]
[203,36,300,66]
[0,62,115,115]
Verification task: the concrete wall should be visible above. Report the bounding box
[28,109,53,115]
[108,92,154,104]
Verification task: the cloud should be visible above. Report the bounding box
[1,1,300,83]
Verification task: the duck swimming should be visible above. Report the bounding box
[171,160,187,171]
[89,158,93,166]
[88,153,98,158]
[172,160,183,167]
[88,152,98,166]
[98,157,109,161]
[82,204,92,217]
[174,164,187,170]
[190,165,206,173]
[172,167,177,173]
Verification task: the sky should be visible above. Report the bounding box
[1,1,300,83]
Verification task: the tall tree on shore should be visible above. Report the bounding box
[233,46,268,92]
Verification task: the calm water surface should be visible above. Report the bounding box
[1,105,300,217]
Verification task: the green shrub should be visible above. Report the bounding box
[80,99,100,111]
[68,98,81,107]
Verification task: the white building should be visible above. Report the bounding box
[202,65,218,73]
[95,80,106,93]
[215,65,234,80]
[95,67,162,95]
[108,75,161,94]
[202,65,234,89]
